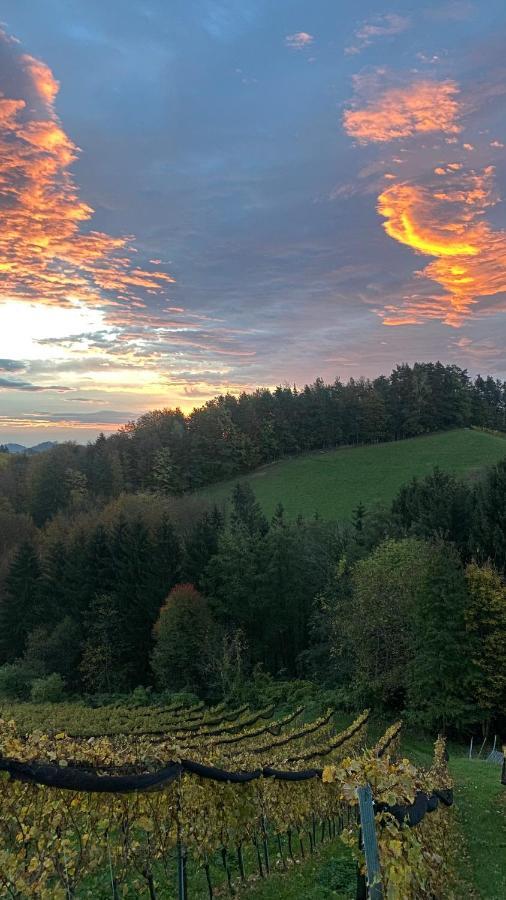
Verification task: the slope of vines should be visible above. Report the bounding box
[0,704,455,898]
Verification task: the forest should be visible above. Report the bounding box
[0,361,505,737]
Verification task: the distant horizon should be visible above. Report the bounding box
[1,2,506,441]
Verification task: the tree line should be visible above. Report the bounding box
[1,362,506,526]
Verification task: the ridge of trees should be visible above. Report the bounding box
[1,361,506,526]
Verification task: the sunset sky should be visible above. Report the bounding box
[1,1,506,444]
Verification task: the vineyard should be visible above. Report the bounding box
[0,701,456,898]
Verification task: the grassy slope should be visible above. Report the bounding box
[202,429,506,521]
[241,842,356,899]
[451,757,506,900]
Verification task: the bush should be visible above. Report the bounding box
[237,668,318,709]
[0,662,34,700]
[158,690,200,708]
[128,685,152,707]
[30,672,66,703]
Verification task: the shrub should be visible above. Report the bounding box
[158,690,200,708]
[0,662,34,700]
[129,685,152,707]
[30,672,66,703]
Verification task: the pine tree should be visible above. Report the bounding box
[352,502,366,533]
[39,540,70,626]
[0,541,41,661]
[150,515,182,602]
[151,447,184,494]
[110,516,154,685]
[471,459,506,571]
[183,507,223,587]
[230,482,268,536]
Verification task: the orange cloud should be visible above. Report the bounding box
[377,167,506,325]
[0,29,174,315]
[343,80,461,143]
[20,54,59,104]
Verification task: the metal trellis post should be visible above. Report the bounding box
[356,785,383,900]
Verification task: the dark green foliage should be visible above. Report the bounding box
[407,545,476,731]
[149,515,182,600]
[27,444,88,526]
[151,584,217,692]
[80,594,129,693]
[465,563,506,727]
[205,514,342,675]
[30,672,66,703]
[151,447,184,494]
[23,617,81,687]
[0,361,505,732]
[183,506,224,588]
[231,482,269,537]
[0,541,41,662]
[471,458,506,570]
[391,467,472,554]
[106,516,179,685]
[0,662,34,700]
[342,539,432,709]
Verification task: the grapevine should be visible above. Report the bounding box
[0,706,455,898]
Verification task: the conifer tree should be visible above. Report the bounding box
[0,541,41,661]
[183,506,223,587]
[230,482,268,536]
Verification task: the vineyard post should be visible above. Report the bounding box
[501,746,506,786]
[176,772,188,900]
[356,785,383,900]
[177,837,187,900]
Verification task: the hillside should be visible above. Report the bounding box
[202,428,506,520]
[2,442,58,454]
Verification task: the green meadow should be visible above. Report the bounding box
[202,428,506,521]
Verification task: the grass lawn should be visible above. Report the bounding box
[450,757,506,900]
[240,840,356,899]
[200,429,506,521]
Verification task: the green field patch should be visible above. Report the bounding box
[201,429,506,521]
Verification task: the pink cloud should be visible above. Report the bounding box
[285,32,314,51]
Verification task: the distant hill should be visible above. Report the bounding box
[2,441,58,455]
[201,428,506,521]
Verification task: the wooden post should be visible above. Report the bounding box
[356,785,383,900]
